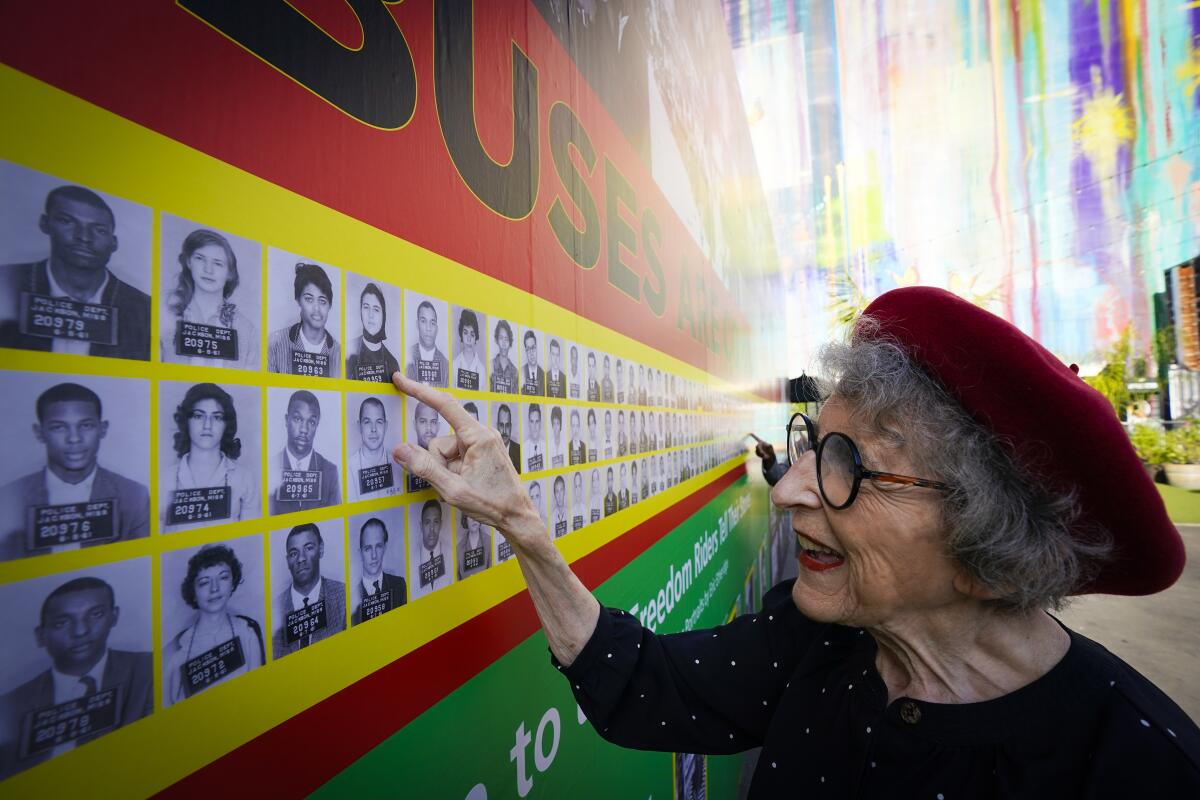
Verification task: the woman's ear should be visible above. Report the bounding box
[952,570,1007,601]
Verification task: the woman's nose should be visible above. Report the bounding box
[770,448,821,509]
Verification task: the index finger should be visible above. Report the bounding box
[391,372,478,432]
[746,432,766,445]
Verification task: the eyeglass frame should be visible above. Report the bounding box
[786,412,953,510]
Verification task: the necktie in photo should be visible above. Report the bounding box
[373,579,381,595]
[79,675,97,697]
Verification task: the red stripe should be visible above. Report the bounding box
[157,465,746,798]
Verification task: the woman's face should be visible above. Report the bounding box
[193,563,235,614]
[461,325,477,357]
[187,398,227,453]
[361,293,383,336]
[188,243,230,296]
[496,329,510,357]
[770,397,962,629]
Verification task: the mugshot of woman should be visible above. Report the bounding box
[164,383,259,531]
[164,544,265,705]
[161,229,259,369]
[490,319,518,394]
[345,282,400,382]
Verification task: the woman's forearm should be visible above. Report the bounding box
[506,508,600,667]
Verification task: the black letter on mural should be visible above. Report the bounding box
[641,208,666,316]
[604,157,641,302]
[179,0,416,129]
[548,103,600,268]
[435,0,540,219]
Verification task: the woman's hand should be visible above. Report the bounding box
[390,373,545,546]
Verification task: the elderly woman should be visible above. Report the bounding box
[389,287,1199,796]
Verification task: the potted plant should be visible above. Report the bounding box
[1129,424,1167,482]
[1163,422,1200,490]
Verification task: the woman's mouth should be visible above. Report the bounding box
[796,532,845,571]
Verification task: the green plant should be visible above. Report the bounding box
[1130,424,1168,464]
[1084,326,1132,419]
[1164,422,1200,464]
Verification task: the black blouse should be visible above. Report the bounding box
[555,581,1200,798]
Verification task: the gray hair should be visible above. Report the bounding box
[817,320,1112,612]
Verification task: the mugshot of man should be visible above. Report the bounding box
[568,409,586,466]
[452,308,486,391]
[586,351,599,401]
[352,517,406,625]
[348,397,397,502]
[588,468,602,523]
[456,514,492,580]
[412,500,451,597]
[601,354,614,403]
[570,472,586,531]
[567,343,581,399]
[0,185,151,360]
[495,403,521,473]
[603,467,617,517]
[524,403,545,473]
[161,229,258,369]
[550,475,568,538]
[406,300,448,387]
[629,411,639,456]
[272,524,346,658]
[546,338,566,398]
[408,400,443,492]
[269,390,340,515]
[267,263,340,378]
[616,357,625,403]
[462,401,481,423]
[586,408,599,463]
[631,461,641,504]
[0,577,153,778]
[617,409,628,456]
[0,382,149,561]
[627,361,636,407]
[490,319,518,394]
[163,383,258,532]
[528,481,548,531]
[603,409,614,460]
[520,330,546,396]
[345,282,400,383]
[638,365,647,405]
[548,406,566,469]
[640,457,649,500]
[618,463,630,510]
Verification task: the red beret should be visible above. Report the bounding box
[860,286,1184,596]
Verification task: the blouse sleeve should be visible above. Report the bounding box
[555,580,824,755]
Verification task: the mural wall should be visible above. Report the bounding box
[0,2,785,796]
[727,0,1200,373]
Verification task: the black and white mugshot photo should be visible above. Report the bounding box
[518,326,546,397]
[345,392,401,502]
[158,214,260,370]
[567,407,586,467]
[490,401,522,474]
[600,352,616,403]
[348,508,407,626]
[566,340,582,400]
[158,381,261,533]
[406,395,448,493]
[0,558,153,779]
[160,536,265,706]
[266,387,342,515]
[570,470,587,532]
[403,291,449,387]
[522,402,547,474]
[585,347,600,401]
[270,520,346,659]
[526,478,549,533]
[456,513,492,581]
[0,160,152,361]
[545,335,567,399]
[407,499,453,601]
[547,405,567,470]
[0,372,150,562]
[266,248,341,378]
[460,399,488,428]
[589,467,603,523]
[488,316,518,394]
[549,474,569,539]
[344,273,401,383]
[450,305,487,391]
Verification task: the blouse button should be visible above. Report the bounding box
[899,700,921,724]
